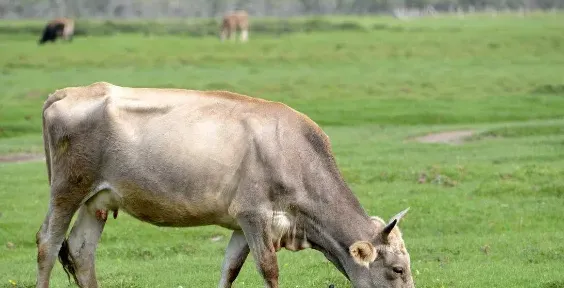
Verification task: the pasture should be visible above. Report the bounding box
[1,14,564,287]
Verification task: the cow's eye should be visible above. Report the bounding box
[392,266,404,274]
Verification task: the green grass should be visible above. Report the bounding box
[1,14,564,287]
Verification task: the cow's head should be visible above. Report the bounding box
[346,208,414,288]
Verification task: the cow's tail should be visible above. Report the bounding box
[42,92,59,186]
[42,88,70,186]
[42,107,51,186]
[58,238,80,285]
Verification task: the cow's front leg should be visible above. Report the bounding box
[218,230,250,288]
[237,212,279,288]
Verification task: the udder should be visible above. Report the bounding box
[85,190,120,221]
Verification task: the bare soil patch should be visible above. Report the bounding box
[0,153,45,163]
[412,130,475,144]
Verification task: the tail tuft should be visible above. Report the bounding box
[58,239,80,286]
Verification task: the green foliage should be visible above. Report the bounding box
[1,14,564,287]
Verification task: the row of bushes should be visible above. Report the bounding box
[0,18,371,37]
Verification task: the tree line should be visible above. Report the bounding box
[0,0,561,19]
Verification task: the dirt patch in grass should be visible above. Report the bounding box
[469,124,564,140]
[0,153,44,163]
[412,130,475,144]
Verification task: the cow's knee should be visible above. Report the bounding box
[36,208,76,287]
[258,251,279,287]
[36,240,49,269]
[35,219,51,266]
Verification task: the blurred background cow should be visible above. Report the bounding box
[220,10,249,42]
[38,17,74,45]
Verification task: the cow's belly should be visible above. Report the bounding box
[118,185,241,229]
[88,178,241,230]
[96,139,246,230]
[98,108,252,229]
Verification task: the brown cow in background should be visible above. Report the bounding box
[220,10,249,42]
[39,18,75,45]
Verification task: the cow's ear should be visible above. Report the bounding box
[382,207,410,237]
[349,241,377,268]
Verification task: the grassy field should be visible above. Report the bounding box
[1,13,564,288]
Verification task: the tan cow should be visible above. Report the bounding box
[220,10,249,42]
[38,18,75,45]
[36,82,414,288]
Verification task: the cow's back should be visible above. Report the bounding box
[43,81,271,171]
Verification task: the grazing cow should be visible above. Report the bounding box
[220,10,249,42]
[38,18,74,45]
[36,82,414,288]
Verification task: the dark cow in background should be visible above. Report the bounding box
[39,18,75,45]
[220,10,249,42]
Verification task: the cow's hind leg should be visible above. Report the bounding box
[220,28,228,42]
[229,28,236,42]
[237,212,279,288]
[240,28,249,42]
[36,186,82,288]
[64,205,106,287]
[218,230,250,288]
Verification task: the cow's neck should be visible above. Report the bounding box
[297,162,377,275]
